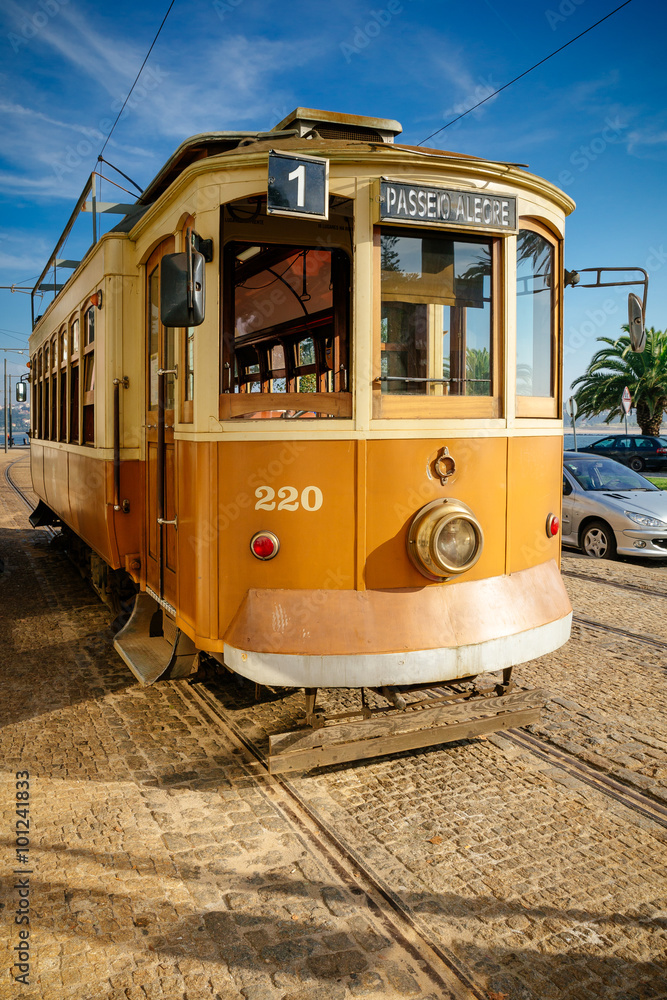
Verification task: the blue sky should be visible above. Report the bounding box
[1,0,665,394]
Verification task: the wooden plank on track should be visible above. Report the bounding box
[268,707,542,774]
[269,688,548,756]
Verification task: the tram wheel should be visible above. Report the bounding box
[581,519,617,560]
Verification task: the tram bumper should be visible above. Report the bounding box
[222,559,572,688]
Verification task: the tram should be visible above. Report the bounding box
[26,108,647,771]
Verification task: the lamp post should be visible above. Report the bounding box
[1,349,29,453]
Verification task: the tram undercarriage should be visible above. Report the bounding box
[112,558,570,772]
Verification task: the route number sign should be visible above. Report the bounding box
[268,151,329,220]
[622,386,632,414]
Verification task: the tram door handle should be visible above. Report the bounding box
[157,517,178,529]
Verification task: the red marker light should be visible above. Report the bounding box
[546,514,560,537]
[250,531,280,560]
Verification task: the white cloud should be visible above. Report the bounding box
[626,128,667,156]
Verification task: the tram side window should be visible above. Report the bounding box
[83,306,95,444]
[184,326,194,404]
[222,242,350,419]
[41,344,48,439]
[31,355,38,437]
[50,338,57,440]
[181,217,195,423]
[516,226,556,399]
[148,266,176,413]
[380,228,493,397]
[59,327,67,442]
[70,317,80,443]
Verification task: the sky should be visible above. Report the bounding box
[0,0,665,396]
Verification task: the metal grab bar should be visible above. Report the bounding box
[112,377,129,511]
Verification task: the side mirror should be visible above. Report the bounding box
[16,382,27,402]
[160,248,205,327]
[628,293,646,352]
[563,478,572,497]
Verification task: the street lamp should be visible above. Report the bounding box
[2,348,29,454]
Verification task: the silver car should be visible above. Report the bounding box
[562,451,667,559]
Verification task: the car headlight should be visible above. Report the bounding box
[624,510,667,528]
[407,498,484,580]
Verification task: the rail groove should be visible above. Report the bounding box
[179,671,667,1000]
[563,568,667,601]
[4,455,33,510]
[573,613,667,651]
[181,680,487,1000]
[5,455,56,536]
[501,729,667,830]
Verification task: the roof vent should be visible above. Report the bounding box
[271,108,402,144]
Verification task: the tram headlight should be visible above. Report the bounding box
[407,499,483,580]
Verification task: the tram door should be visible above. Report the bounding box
[145,240,178,609]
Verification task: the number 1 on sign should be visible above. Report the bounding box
[288,164,305,207]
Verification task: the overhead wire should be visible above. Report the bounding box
[98,0,177,160]
[418,0,635,145]
[0,329,30,344]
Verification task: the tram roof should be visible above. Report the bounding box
[137,130,511,208]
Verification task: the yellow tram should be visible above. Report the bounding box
[27,108,614,769]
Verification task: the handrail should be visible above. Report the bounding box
[31,175,93,328]
[30,169,140,330]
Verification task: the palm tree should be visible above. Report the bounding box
[572,327,667,435]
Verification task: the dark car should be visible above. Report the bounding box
[578,434,667,472]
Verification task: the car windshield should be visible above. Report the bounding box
[564,457,658,492]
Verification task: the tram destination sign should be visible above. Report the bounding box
[380,181,516,232]
[268,151,329,221]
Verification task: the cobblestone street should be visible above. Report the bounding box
[1,451,666,1000]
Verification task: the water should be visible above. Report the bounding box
[563,431,628,451]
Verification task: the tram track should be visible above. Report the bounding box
[3,453,56,532]
[572,613,667,651]
[5,454,58,539]
[4,454,33,509]
[563,567,667,601]
[177,664,667,1000]
[179,678,489,1000]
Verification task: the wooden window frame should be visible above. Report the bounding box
[372,225,503,419]
[219,228,352,421]
[50,335,57,440]
[515,218,561,419]
[69,315,81,443]
[180,216,195,424]
[82,306,95,445]
[59,325,68,442]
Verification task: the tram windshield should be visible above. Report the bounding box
[380,228,493,396]
[221,197,352,419]
[565,458,658,492]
